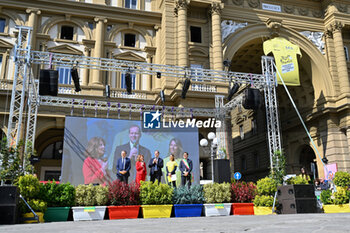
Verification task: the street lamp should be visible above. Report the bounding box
[200,132,218,182]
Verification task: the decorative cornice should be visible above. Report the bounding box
[248,0,260,8]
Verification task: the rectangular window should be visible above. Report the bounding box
[0,55,3,77]
[241,156,247,170]
[60,25,74,40]
[252,119,257,135]
[125,0,137,9]
[190,26,202,43]
[239,125,244,140]
[58,67,72,84]
[121,73,136,90]
[254,153,259,168]
[0,18,5,33]
[124,34,136,47]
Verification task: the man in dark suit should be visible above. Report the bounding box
[116,150,131,184]
[179,152,193,188]
[113,125,152,181]
[148,150,164,183]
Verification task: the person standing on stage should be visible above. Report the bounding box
[116,150,131,184]
[148,150,164,184]
[179,152,193,188]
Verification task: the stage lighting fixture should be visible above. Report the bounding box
[227,83,239,101]
[157,72,161,79]
[105,84,110,98]
[181,78,191,99]
[160,90,165,103]
[71,67,82,92]
[125,72,132,94]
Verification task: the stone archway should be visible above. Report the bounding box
[224,23,334,180]
[299,145,318,179]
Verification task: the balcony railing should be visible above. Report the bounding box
[191,83,217,92]
[112,90,147,99]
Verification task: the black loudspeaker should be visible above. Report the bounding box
[277,185,317,214]
[39,69,58,96]
[71,67,81,92]
[278,198,317,214]
[0,186,19,224]
[0,186,19,205]
[214,159,231,183]
[242,88,261,110]
[125,72,132,94]
[182,78,191,99]
[0,205,19,224]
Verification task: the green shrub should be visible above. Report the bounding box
[320,190,332,205]
[333,171,350,187]
[256,177,277,196]
[286,176,309,185]
[140,181,173,205]
[253,195,274,207]
[40,181,75,207]
[333,189,350,205]
[173,185,205,204]
[18,174,40,200]
[203,183,231,203]
[75,184,108,206]
[108,180,140,206]
[269,150,286,185]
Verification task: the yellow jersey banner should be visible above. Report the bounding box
[263,37,301,86]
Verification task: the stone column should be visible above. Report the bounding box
[146,55,152,91]
[210,2,223,71]
[330,22,350,94]
[26,8,41,49]
[82,47,91,86]
[91,17,107,86]
[175,0,189,67]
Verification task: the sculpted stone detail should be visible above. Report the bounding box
[221,20,248,42]
[298,7,309,16]
[324,29,333,39]
[232,0,244,5]
[330,22,343,33]
[300,31,325,54]
[312,10,323,18]
[174,0,189,16]
[266,18,282,36]
[26,8,41,15]
[210,2,223,15]
[248,0,259,8]
[94,17,108,24]
[336,3,348,13]
[284,5,294,14]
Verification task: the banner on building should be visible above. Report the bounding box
[263,37,302,86]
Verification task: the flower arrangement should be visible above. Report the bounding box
[108,180,140,206]
[231,181,257,203]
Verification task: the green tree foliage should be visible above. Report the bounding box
[140,181,173,205]
[172,185,205,204]
[203,183,231,203]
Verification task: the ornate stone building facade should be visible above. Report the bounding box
[0,0,350,181]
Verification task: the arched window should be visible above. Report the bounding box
[41,141,63,160]
[0,18,6,33]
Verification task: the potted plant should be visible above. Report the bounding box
[140,181,173,218]
[231,181,257,215]
[108,180,140,219]
[18,174,47,223]
[72,184,108,221]
[203,182,231,216]
[173,185,205,217]
[322,171,350,213]
[40,181,75,222]
[253,177,276,215]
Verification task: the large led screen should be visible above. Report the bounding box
[61,116,200,186]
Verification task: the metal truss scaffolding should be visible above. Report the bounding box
[8,26,281,170]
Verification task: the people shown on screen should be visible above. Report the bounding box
[162,138,184,186]
[135,154,147,184]
[166,154,178,188]
[113,125,152,181]
[180,152,193,188]
[116,150,131,184]
[82,137,110,185]
[149,150,164,184]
